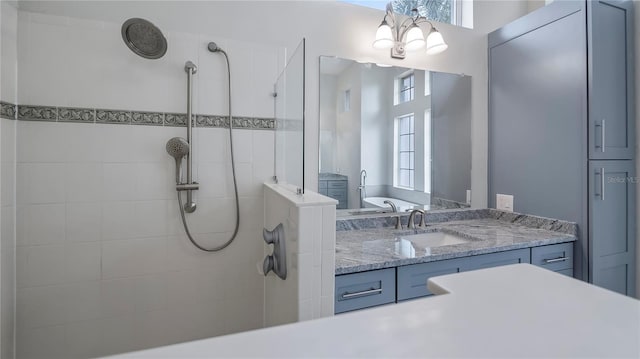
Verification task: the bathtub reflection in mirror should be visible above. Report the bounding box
[318,56,472,215]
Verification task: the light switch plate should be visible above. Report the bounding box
[496,194,514,212]
[466,190,471,204]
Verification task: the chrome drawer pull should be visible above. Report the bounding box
[342,288,383,299]
[544,256,569,264]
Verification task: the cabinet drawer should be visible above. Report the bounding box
[531,242,573,272]
[318,188,328,196]
[463,248,530,271]
[327,188,346,198]
[335,268,395,314]
[328,180,347,189]
[397,258,465,301]
[318,181,328,190]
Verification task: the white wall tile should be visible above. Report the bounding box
[133,201,169,238]
[63,123,105,162]
[17,286,66,329]
[65,242,101,283]
[165,271,199,307]
[65,319,104,358]
[195,162,230,198]
[133,309,171,350]
[252,130,275,186]
[102,163,137,201]
[100,278,135,318]
[64,281,102,322]
[66,163,103,202]
[1,160,16,207]
[1,118,17,164]
[133,275,167,312]
[66,202,101,242]
[17,203,66,246]
[16,324,67,359]
[17,245,66,287]
[101,240,139,279]
[102,202,136,240]
[19,163,66,204]
[100,315,137,356]
[230,130,253,164]
[196,128,228,163]
[135,162,170,200]
[100,125,135,163]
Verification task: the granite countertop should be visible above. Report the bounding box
[335,209,577,275]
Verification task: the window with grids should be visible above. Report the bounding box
[399,73,415,104]
[397,114,415,189]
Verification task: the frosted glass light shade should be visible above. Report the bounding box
[404,25,425,51]
[373,22,394,49]
[426,29,448,55]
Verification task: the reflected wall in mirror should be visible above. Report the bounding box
[318,56,471,215]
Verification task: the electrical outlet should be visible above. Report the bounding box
[466,190,471,204]
[496,194,514,212]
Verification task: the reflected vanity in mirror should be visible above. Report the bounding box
[318,56,471,215]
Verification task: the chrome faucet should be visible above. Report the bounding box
[384,200,402,229]
[358,169,367,207]
[407,209,426,229]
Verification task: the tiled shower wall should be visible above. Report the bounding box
[1,2,18,358]
[9,9,284,359]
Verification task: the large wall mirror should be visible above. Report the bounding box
[318,56,472,215]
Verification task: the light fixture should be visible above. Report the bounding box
[373,3,448,59]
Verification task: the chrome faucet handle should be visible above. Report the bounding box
[395,216,403,230]
[419,212,426,228]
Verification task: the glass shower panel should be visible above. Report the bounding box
[274,39,305,193]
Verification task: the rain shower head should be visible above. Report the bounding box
[121,18,167,59]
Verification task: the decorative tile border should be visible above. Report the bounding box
[58,107,95,123]
[0,101,17,120]
[2,103,276,130]
[18,105,57,121]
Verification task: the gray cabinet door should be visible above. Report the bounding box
[589,161,636,296]
[588,0,635,160]
[488,2,588,279]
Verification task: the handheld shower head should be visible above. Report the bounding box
[166,137,189,183]
[166,137,189,158]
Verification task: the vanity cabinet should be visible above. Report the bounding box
[336,243,573,313]
[318,175,348,209]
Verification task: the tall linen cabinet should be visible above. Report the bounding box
[488,0,635,295]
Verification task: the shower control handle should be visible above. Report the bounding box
[262,223,287,280]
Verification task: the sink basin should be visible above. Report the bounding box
[399,231,469,248]
[393,231,469,258]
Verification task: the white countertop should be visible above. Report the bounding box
[110,264,640,358]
